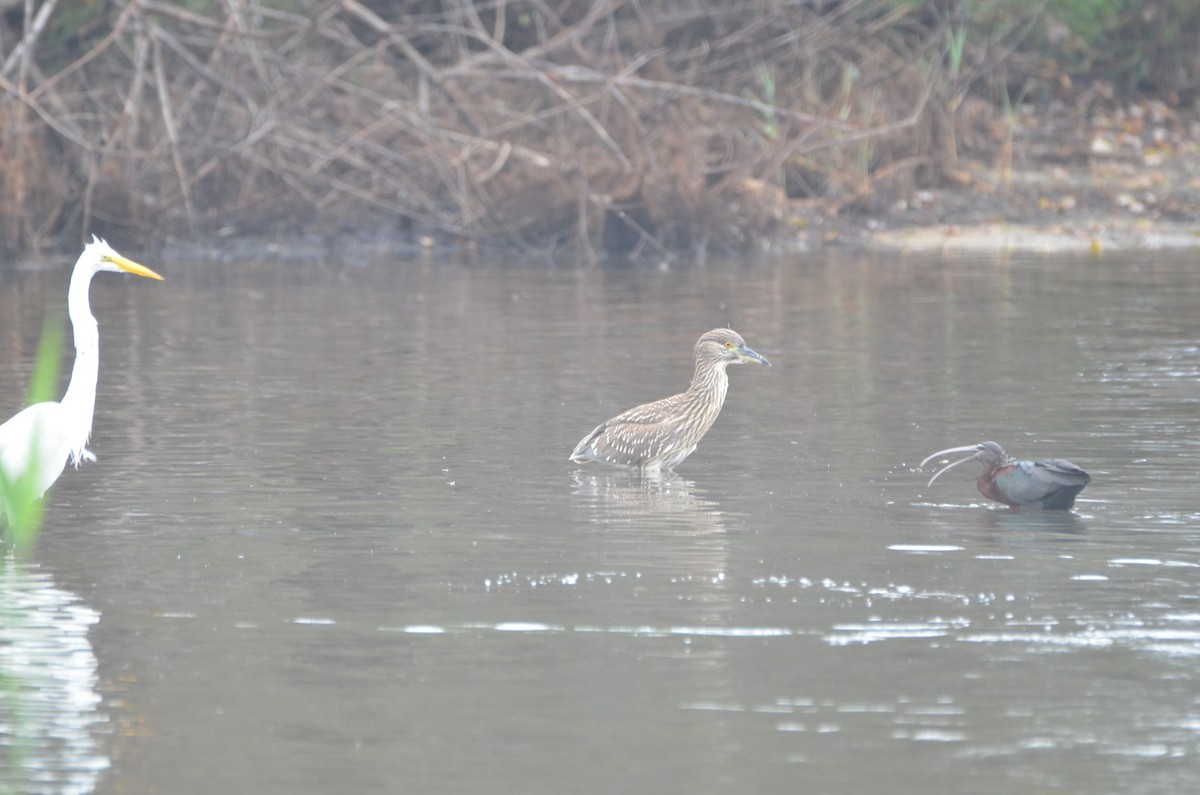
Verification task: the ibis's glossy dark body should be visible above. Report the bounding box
[921,441,1090,510]
[569,328,769,474]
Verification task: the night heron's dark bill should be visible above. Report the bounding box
[739,346,770,366]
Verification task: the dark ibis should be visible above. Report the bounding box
[920,441,1090,510]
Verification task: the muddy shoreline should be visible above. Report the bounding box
[161,110,1200,262]
[157,210,1198,267]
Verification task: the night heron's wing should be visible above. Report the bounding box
[569,395,689,467]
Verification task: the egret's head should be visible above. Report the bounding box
[82,236,163,281]
[695,328,770,366]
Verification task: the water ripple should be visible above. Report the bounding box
[0,559,107,795]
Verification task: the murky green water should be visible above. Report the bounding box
[2,249,1199,793]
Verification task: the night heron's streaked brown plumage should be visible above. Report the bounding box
[569,328,770,473]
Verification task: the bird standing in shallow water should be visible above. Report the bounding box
[569,328,770,474]
[920,441,1090,510]
[0,238,163,520]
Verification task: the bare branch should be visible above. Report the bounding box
[150,26,196,232]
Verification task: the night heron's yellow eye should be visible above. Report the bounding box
[725,341,734,349]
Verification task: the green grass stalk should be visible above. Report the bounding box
[0,313,64,548]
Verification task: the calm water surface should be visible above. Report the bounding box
[1,249,1198,793]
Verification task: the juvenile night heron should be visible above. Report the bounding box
[569,328,770,474]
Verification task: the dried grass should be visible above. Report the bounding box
[0,0,1038,259]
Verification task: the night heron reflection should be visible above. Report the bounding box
[569,328,770,474]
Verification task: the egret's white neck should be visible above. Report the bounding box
[59,264,100,463]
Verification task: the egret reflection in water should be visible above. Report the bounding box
[0,556,107,794]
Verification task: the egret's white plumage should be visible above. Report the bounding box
[0,238,162,519]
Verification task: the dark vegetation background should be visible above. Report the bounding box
[0,0,1197,262]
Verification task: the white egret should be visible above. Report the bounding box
[0,238,163,516]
